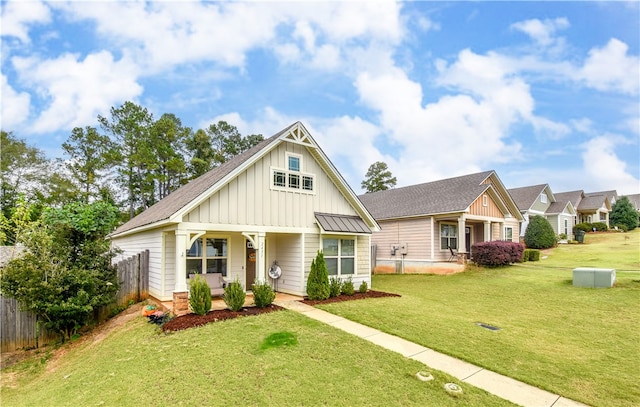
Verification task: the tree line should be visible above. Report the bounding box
[1,101,264,243]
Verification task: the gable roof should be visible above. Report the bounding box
[507,184,554,211]
[586,190,618,202]
[578,194,611,211]
[112,121,378,237]
[546,200,576,215]
[623,194,640,210]
[554,190,584,208]
[358,170,523,221]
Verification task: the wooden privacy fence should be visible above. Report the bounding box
[1,250,150,353]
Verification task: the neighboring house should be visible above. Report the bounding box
[110,122,379,314]
[508,184,575,238]
[508,184,554,237]
[554,190,612,227]
[587,190,618,207]
[358,170,523,272]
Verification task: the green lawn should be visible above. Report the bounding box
[1,311,514,406]
[316,229,640,407]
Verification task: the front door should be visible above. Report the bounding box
[246,240,256,289]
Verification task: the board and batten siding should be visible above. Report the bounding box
[112,229,163,299]
[183,142,358,228]
[469,194,503,218]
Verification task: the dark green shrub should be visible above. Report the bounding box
[329,277,342,298]
[341,277,355,296]
[252,281,275,308]
[358,280,368,293]
[224,279,246,311]
[524,215,556,249]
[558,233,567,240]
[610,196,639,230]
[189,275,212,315]
[523,249,541,262]
[472,241,524,267]
[306,251,330,300]
[574,223,592,233]
[592,222,608,231]
[614,224,629,232]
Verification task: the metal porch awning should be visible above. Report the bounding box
[314,212,371,234]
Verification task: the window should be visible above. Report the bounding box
[440,224,457,250]
[540,193,547,204]
[271,153,315,193]
[288,155,300,172]
[187,237,228,277]
[323,238,355,276]
[273,171,286,187]
[564,219,568,235]
[504,227,513,241]
[482,195,488,206]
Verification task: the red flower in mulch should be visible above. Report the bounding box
[301,290,400,306]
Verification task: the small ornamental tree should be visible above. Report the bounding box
[306,251,330,300]
[610,196,638,231]
[524,215,557,249]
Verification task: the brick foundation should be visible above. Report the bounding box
[173,291,189,316]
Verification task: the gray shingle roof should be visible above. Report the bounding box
[553,190,584,208]
[578,194,607,211]
[623,194,640,210]
[314,213,371,234]
[111,123,295,236]
[507,184,549,211]
[358,170,495,220]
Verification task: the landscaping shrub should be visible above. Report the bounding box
[613,224,629,232]
[524,215,556,249]
[472,241,524,267]
[252,280,275,308]
[329,277,342,298]
[523,248,541,262]
[341,277,355,296]
[189,275,212,315]
[591,222,608,231]
[358,280,368,293]
[574,222,592,233]
[306,251,330,300]
[224,279,246,311]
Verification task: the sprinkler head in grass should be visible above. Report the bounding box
[415,371,434,382]
[444,382,463,397]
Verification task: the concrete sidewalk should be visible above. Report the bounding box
[276,299,589,407]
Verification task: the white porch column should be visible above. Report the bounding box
[484,221,491,242]
[499,222,505,240]
[174,230,189,292]
[457,216,466,253]
[256,232,266,283]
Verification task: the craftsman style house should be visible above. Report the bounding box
[508,184,576,238]
[110,122,379,312]
[358,170,523,273]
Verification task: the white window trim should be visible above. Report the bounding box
[482,194,488,206]
[504,227,513,241]
[440,223,458,250]
[186,235,231,277]
[270,166,316,194]
[540,193,548,204]
[322,236,357,276]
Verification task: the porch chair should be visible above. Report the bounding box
[448,246,457,262]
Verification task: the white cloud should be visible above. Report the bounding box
[582,135,640,195]
[1,73,30,130]
[510,18,569,47]
[1,0,51,43]
[12,51,142,133]
[579,39,640,95]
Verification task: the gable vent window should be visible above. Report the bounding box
[540,193,547,204]
[271,152,315,194]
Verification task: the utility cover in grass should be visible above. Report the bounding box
[475,322,500,331]
[261,331,298,350]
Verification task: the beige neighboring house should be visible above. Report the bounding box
[110,122,379,313]
[554,190,612,226]
[508,184,576,238]
[623,193,640,222]
[358,170,523,272]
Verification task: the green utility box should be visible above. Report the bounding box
[573,268,616,288]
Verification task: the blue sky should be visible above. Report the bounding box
[2,1,639,195]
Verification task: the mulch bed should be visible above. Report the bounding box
[300,290,400,305]
[160,290,400,332]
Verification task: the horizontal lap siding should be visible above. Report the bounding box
[371,218,431,261]
[112,230,162,299]
[163,232,175,299]
[302,233,320,295]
